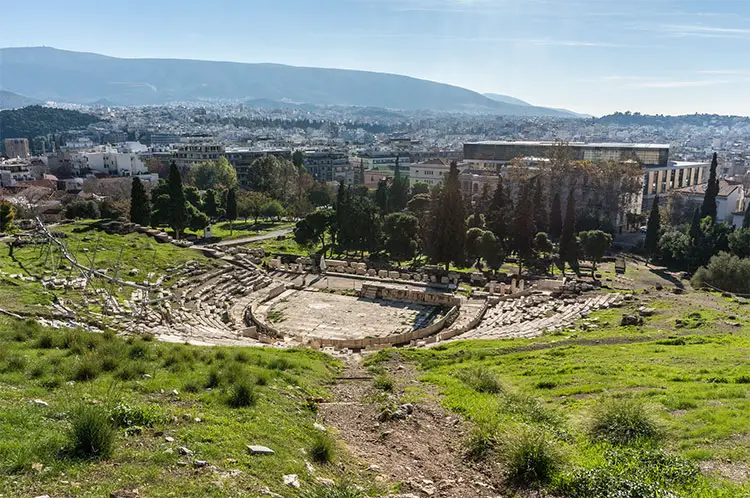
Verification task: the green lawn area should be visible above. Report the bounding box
[183,220,294,241]
[0,317,374,497]
[0,221,213,313]
[367,296,750,497]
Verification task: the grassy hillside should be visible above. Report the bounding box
[368,295,750,496]
[0,317,374,497]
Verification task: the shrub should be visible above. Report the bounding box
[205,367,222,388]
[465,424,499,461]
[4,354,28,372]
[114,362,146,381]
[373,373,394,392]
[128,340,149,360]
[309,432,335,464]
[35,333,55,349]
[457,366,503,394]
[27,362,47,379]
[691,252,750,295]
[735,375,750,384]
[588,398,660,445]
[500,426,563,487]
[71,358,101,382]
[183,379,201,393]
[109,402,163,428]
[227,378,257,408]
[69,404,115,459]
[268,357,292,371]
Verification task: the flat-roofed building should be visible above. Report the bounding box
[464,141,670,168]
[225,148,292,190]
[356,152,411,177]
[173,143,225,168]
[410,158,450,186]
[303,151,354,184]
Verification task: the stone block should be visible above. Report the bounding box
[378,270,389,278]
[440,276,449,284]
[368,269,377,277]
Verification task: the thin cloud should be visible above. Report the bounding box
[662,24,750,38]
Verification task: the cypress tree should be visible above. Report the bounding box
[375,179,389,214]
[512,180,536,274]
[427,161,466,270]
[129,177,150,226]
[645,195,661,260]
[549,192,563,240]
[743,200,750,229]
[167,163,188,240]
[700,152,719,222]
[559,188,577,276]
[487,176,508,248]
[389,157,409,212]
[532,177,548,235]
[226,188,237,235]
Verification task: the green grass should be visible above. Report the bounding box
[183,220,293,241]
[0,317,380,497]
[0,220,213,314]
[369,297,750,496]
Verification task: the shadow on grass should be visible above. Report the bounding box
[649,267,684,290]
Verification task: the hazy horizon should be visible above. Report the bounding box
[2,0,748,116]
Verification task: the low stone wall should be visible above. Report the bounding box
[360,283,461,307]
[308,305,459,351]
[243,304,283,340]
[265,283,286,301]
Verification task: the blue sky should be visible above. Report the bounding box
[2,0,749,116]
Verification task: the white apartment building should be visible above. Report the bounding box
[71,146,147,176]
[673,179,745,227]
[410,159,451,186]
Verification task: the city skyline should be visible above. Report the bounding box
[2,0,749,116]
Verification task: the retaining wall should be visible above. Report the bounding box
[308,305,460,350]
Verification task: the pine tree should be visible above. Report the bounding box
[167,163,188,239]
[129,177,150,226]
[512,180,536,274]
[549,192,563,240]
[226,188,237,235]
[532,177,548,235]
[700,152,719,222]
[427,161,466,270]
[645,195,660,260]
[559,188,577,276]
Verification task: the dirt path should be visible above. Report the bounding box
[318,355,502,497]
[213,228,293,247]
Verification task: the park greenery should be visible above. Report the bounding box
[0,106,101,154]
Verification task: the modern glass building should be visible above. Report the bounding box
[463,141,670,168]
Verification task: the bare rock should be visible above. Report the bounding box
[621,314,643,326]
[283,474,300,488]
[247,445,275,455]
[178,446,193,456]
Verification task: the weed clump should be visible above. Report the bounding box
[68,404,115,459]
[71,358,101,382]
[227,378,257,408]
[309,432,335,464]
[589,398,660,445]
[457,366,503,394]
[373,373,394,392]
[465,424,499,461]
[109,402,163,428]
[500,426,563,487]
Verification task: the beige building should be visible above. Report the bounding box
[410,158,451,186]
[3,138,30,159]
[644,161,707,204]
[173,143,225,168]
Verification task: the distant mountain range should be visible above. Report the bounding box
[0,90,42,110]
[0,47,584,117]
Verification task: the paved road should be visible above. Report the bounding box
[214,228,293,247]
